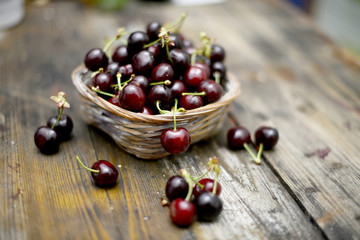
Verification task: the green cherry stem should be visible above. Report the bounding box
[76,156,99,173]
[156,100,171,114]
[164,12,187,33]
[212,168,220,195]
[150,80,171,86]
[103,33,121,53]
[91,86,116,98]
[180,169,194,202]
[214,71,221,84]
[173,98,178,131]
[143,38,161,48]
[116,72,123,91]
[182,92,205,96]
[194,169,210,181]
[256,143,264,165]
[166,42,173,64]
[51,107,64,129]
[190,176,204,189]
[243,143,261,165]
[190,52,197,66]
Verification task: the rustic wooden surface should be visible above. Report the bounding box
[1,0,360,239]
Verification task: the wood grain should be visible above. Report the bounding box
[1,0,359,239]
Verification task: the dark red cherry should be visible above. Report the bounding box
[46,114,73,141]
[210,44,225,63]
[132,50,155,76]
[112,45,129,64]
[227,126,251,150]
[151,63,174,82]
[90,160,119,186]
[194,62,210,79]
[139,106,153,115]
[255,126,279,150]
[130,75,150,93]
[108,97,120,107]
[34,126,60,154]
[93,72,113,92]
[169,33,183,49]
[105,62,120,80]
[118,64,134,79]
[147,42,163,63]
[147,84,173,110]
[119,84,146,111]
[169,198,196,227]
[146,21,162,41]
[84,48,108,71]
[161,127,190,154]
[193,192,222,221]
[169,49,190,74]
[182,38,193,49]
[198,79,223,103]
[193,178,222,198]
[170,80,187,99]
[127,31,149,56]
[165,175,189,201]
[184,66,207,87]
[211,61,227,80]
[179,95,203,110]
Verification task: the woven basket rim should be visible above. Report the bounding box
[71,64,241,123]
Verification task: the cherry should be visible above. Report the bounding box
[227,126,251,150]
[211,61,226,80]
[132,50,155,76]
[170,80,187,99]
[118,64,134,80]
[139,106,153,115]
[169,199,196,227]
[193,178,222,198]
[169,49,190,74]
[197,79,223,103]
[210,44,225,63]
[130,75,150,93]
[119,83,146,111]
[151,63,174,82]
[146,21,162,41]
[84,48,108,71]
[169,169,196,227]
[112,45,129,64]
[255,126,279,150]
[34,126,60,154]
[47,114,73,141]
[105,62,120,80]
[193,192,222,221]
[127,31,149,56]
[76,156,119,186]
[165,175,189,201]
[179,95,203,110]
[161,127,190,154]
[147,84,173,111]
[93,71,113,92]
[108,97,120,107]
[147,42,163,63]
[182,38,193,49]
[160,99,190,154]
[184,66,207,87]
[194,62,210,79]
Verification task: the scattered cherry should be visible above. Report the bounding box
[76,156,119,186]
[193,178,221,198]
[47,114,73,141]
[169,198,196,227]
[165,175,189,201]
[255,126,279,150]
[34,126,60,154]
[193,192,223,221]
[227,126,251,150]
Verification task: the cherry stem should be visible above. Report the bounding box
[91,86,116,98]
[116,72,123,91]
[243,143,261,164]
[76,156,99,173]
[182,91,205,96]
[103,33,121,53]
[150,80,171,86]
[190,52,197,66]
[51,107,64,129]
[143,38,161,48]
[190,176,204,189]
[194,169,209,181]
[212,170,219,195]
[173,98,178,131]
[256,143,264,165]
[166,43,173,64]
[164,12,187,33]
[156,100,171,114]
[214,71,221,84]
[180,169,194,202]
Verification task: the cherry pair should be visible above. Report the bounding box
[164,156,223,227]
[34,92,73,154]
[227,126,279,164]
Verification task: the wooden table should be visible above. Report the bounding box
[1,0,360,239]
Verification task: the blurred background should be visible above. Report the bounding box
[1,0,360,56]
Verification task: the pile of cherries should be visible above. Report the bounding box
[163,156,223,227]
[34,92,73,154]
[227,125,279,164]
[83,14,227,155]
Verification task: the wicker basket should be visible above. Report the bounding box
[71,65,241,159]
